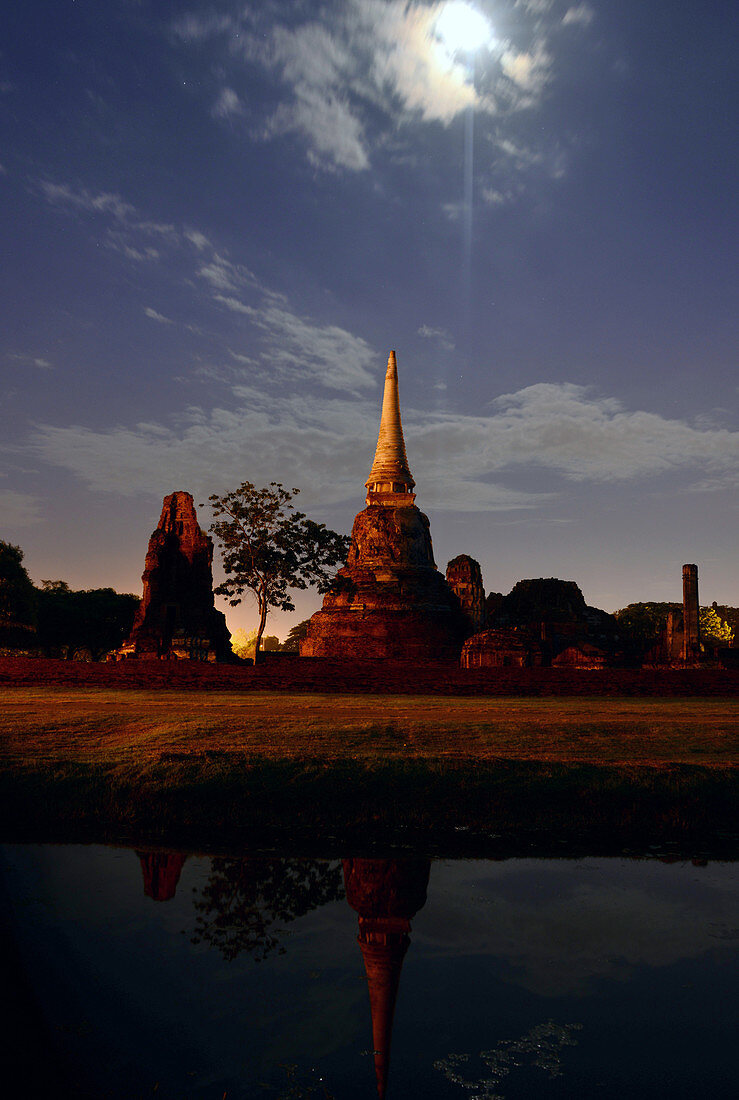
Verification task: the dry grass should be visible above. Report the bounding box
[1,686,737,766]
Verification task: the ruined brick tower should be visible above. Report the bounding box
[300,351,465,658]
[682,563,700,661]
[119,491,230,661]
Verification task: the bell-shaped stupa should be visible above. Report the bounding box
[301,351,465,658]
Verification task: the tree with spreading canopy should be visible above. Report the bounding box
[700,606,734,647]
[207,482,350,660]
[0,540,37,646]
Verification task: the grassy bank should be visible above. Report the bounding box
[2,688,738,763]
[1,688,737,854]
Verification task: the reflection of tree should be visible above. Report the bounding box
[191,858,343,961]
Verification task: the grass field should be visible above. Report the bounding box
[1,687,738,764]
[1,687,737,852]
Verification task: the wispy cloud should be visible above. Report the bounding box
[198,253,254,292]
[38,177,378,395]
[143,307,173,324]
[0,489,42,528]
[31,383,739,515]
[7,352,54,370]
[563,4,595,28]
[171,12,236,42]
[418,324,455,351]
[39,182,135,221]
[212,87,243,119]
[183,228,212,251]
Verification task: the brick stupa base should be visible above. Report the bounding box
[301,351,465,660]
[301,503,465,659]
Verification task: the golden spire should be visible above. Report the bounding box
[365,350,416,506]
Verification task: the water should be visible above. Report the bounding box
[2,846,737,1098]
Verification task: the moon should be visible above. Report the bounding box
[435,1,493,56]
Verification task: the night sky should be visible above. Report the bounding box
[2,0,737,637]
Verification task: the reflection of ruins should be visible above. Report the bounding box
[344,858,431,1099]
[136,850,188,902]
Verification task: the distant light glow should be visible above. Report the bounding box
[435,2,493,56]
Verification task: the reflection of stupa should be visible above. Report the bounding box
[343,858,431,1099]
[301,352,465,658]
[136,850,187,902]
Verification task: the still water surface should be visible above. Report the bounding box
[2,845,737,1098]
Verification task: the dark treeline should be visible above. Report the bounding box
[0,540,139,658]
[1,538,736,660]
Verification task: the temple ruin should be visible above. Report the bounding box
[461,578,619,669]
[446,554,486,636]
[300,351,465,658]
[118,491,230,661]
[682,563,700,661]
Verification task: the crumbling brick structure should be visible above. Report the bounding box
[118,491,230,661]
[682,563,700,661]
[301,352,465,658]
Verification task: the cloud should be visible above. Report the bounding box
[481,187,511,205]
[171,12,235,42]
[39,176,375,395]
[266,88,370,172]
[6,352,53,370]
[107,236,160,262]
[417,383,739,485]
[562,4,595,27]
[0,490,42,527]
[144,307,173,324]
[184,228,212,251]
[172,0,574,172]
[499,43,552,100]
[38,181,179,264]
[198,253,254,292]
[212,87,243,118]
[213,294,253,315]
[247,303,378,391]
[39,182,135,221]
[31,383,739,516]
[418,324,455,351]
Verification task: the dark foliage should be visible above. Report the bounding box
[614,603,681,647]
[208,482,350,657]
[0,540,37,629]
[36,581,139,658]
[281,618,312,652]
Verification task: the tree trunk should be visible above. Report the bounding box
[254,595,268,665]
